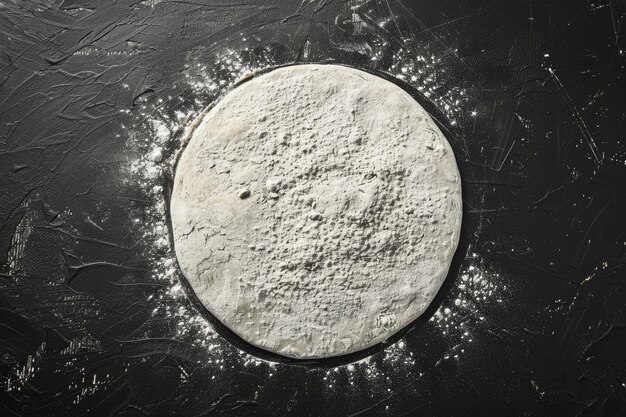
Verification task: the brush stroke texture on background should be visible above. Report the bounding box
[1,0,625,416]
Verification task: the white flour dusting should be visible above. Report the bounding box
[120,41,504,390]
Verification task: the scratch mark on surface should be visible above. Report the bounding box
[548,68,602,165]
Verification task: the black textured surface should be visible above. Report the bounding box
[1,1,626,416]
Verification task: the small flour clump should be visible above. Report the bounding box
[170,64,462,359]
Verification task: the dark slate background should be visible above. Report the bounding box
[1,0,625,416]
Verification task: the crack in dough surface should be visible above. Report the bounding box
[171,64,462,359]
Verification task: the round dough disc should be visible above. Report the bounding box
[171,64,462,359]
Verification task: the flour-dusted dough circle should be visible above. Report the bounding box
[171,64,462,359]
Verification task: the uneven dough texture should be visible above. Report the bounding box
[171,64,462,359]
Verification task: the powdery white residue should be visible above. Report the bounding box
[124,110,225,348]
[429,251,504,361]
[390,49,472,126]
[123,38,504,390]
